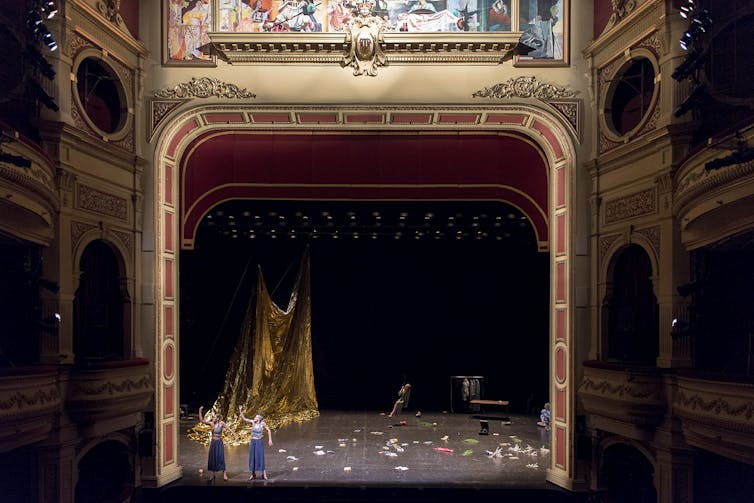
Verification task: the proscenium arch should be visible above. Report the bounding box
[150,103,578,489]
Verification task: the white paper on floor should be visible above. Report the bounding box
[395,466,409,471]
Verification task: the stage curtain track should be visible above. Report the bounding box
[189,250,319,444]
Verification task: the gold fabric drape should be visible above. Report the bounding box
[189,250,319,444]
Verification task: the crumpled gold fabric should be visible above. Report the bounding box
[189,250,319,445]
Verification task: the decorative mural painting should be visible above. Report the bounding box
[516,0,568,65]
[163,0,568,63]
[165,0,215,64]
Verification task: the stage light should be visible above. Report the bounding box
[674,84,706,118]
[672,49,706,81]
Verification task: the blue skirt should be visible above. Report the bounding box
[207,438,226,472]
[249,438,265,471]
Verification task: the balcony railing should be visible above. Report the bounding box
[674,370,754,465]
[66,358,152,426]
[578,361,669,429]
[0,366,61,453]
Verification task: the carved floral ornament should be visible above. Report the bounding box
[472,76,577,100]
[342,2,390,76]
[153,77,256,100]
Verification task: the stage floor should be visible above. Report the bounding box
[176,409,552,488]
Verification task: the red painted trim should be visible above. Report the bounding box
[485,114,527,125]
[556,261,565,302]
[437,114,480,124]
[164,423,174,463]
[556,167,565,207]
[391,113,433,124]
[345,114,385,124]
[165,212,173,252]
[556,309,566,340]
[164,384,174,419]
[298,113,339,124]
[165,305,174,338]
[556,347,566,383]
[167,120,198,158]
[164,344,174,379]
[165,165,173,205]
[533,120,564,159]
[556,388,566,421]
[204,113,245,124]
[251,113,292,123]
[556,427,566,468]
[165,259,173,299]
[556,213,565,255]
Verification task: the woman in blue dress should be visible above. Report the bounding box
[198,405,238,481]
[239,406,273,480]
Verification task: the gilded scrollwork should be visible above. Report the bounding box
[579,376,659,400]
[78,185,128,220]
[604,0,636,33]
[70,375,151,396]
[604,188,656,224]
[341,3,389,77]
[472,76,577,100]
[154,77,256,100]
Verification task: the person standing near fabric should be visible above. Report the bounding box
[198,406,238,482]
[239,406,273,480]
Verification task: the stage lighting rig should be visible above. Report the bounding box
[673,84,707,118]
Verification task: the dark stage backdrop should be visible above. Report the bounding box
[180,238,549,414]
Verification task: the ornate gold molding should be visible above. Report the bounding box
[472,76,577,100]
[154,77,256,100]
[341,5,390,76]
[208,31,521,71]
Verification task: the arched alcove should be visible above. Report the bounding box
[603,244,659,365]
[73,239,128,363]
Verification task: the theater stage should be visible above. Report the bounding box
[142,409,575,502]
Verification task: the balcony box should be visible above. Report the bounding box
[578,361,668,429]
[0,366,60,452]
[66,358,152,431]
[675,371,754,465]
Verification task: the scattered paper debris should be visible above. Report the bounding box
[315,445,323,449]
[339,443,347,447]
[462,449,473,456]
[384,452,398,457]
[509,456,519,460]
[286,456,299,461]
[526,463,539,469]
[540,446,550,454]
[463,438,479,444]
[344,466,352,472]
[292,467,299,471]
[370,431,384,435]
[433,447,454,454]
[313,450,326,456]
[423,441,433,445]
[440,435,449,441]
[278,449,287,453]
[354,429,361,433]
[395,466,409,471]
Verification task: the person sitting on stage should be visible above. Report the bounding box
[388,383,412,417]
[537,402,551,430]
[239,406,273,480]
[198,406,238,482]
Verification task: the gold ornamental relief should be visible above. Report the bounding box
[342,3,389,76]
